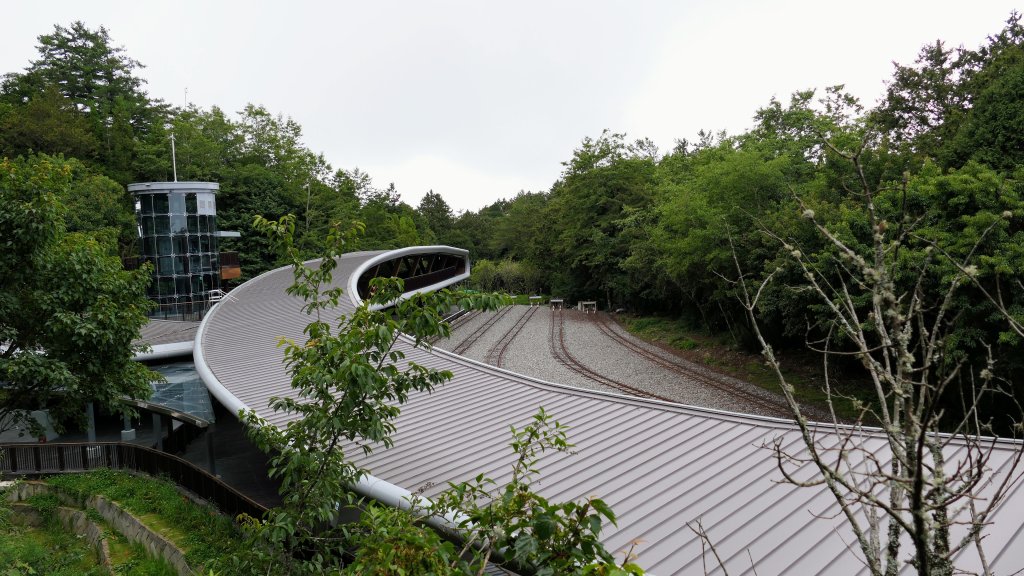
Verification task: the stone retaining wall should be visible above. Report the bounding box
[4,481,193,576]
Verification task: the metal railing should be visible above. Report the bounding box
[0,442,267,520]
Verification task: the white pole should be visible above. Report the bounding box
[170,133,178,182]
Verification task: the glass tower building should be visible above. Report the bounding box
[130,182,222,318]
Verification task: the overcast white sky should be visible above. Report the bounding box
[3,1,1020,212]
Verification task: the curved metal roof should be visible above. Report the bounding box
[195,247,1024,575]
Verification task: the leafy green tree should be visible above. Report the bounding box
[0,85,99,160]
[491,191,553,264]
[450,202,508,261]
[1,22,168,185]
[417,190,455,245]
[60,161,139,258]
[0,154,155,436]
[874,11,1024,171]
[300,168,361,251]
[168,105,242,182]
[948,21,1024,171]
[873,39,967,163]
[469,258,499,291]
[547,131,657,308]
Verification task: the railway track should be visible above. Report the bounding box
[427,309,480,346]
[590,313,793,417]
[549,309,674,402]
[452,306,513,355]
[485,306,539,368]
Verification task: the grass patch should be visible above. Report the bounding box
[44,469,248,573]
[1,480,185,576]
[105,532,178,576]
[0,495,107,576]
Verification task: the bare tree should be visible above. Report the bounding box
[731,136,1024,576]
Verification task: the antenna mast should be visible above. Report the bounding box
[170,133,178,182]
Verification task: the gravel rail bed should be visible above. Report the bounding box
[439,305,823,420]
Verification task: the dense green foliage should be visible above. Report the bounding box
[0,154,156,436]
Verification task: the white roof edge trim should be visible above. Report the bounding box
[347,246,471,311]
[194,299,247,417]
[192,256,314,418]
[406,333,805,428]
[354,474,468,532]
[133,341,194,362]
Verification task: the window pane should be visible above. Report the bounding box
[173,235,187,255]
[141,216,155,236]
[187,215,198,234]
[153,194,169,213]
[201,254,211,271]
[186,193,197,214]
[169,193,186,214]
[202,273,217,290]
[188,235,200,252]
[158,259,173,278]
[171,215,187,235]
[190,255,201,272]
[155,216,170,234]
[174,256,187,275]
[200,235,211,252]
[143,236,156,257]
[140,195,154,215]
[156,236,171,256]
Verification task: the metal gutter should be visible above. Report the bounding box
[133,341,194,362]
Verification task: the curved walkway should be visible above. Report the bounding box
[194,248,1024,575]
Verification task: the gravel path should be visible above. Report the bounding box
[437,305,827,420]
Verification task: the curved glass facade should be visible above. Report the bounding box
[130,182,221,318]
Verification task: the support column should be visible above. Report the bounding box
[206,425,217,477]
[152,413,163,451]
[86,402,96,443]
[121,413,136,442]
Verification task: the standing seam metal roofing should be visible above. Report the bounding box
[195,247,1024,575]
